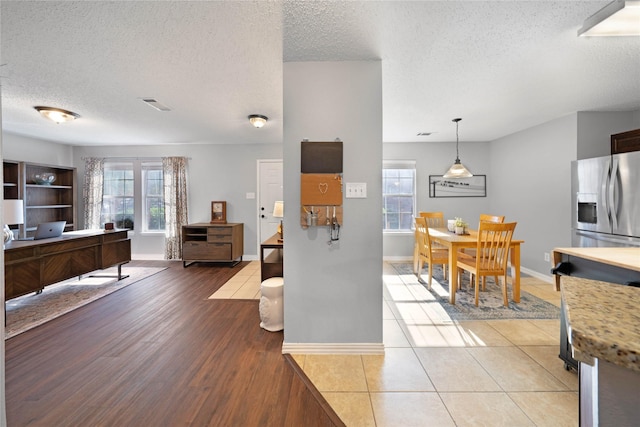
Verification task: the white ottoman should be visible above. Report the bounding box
[259,277,284,332]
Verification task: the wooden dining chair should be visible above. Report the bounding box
[479,213,505,224]
[413,211,445,273]
[459,213,506,266]
[415,217,449,289]
[456,221,517,306]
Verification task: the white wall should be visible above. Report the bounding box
[73,143,282,258]
[577,111,640,159]
[3,133,73,166]
[382,141,492,259]
[490,114,577,276]
[283,61,383,349]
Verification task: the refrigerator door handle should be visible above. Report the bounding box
[609,156,619,230]
[601,158,612,229]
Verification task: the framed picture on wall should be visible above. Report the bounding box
[429,175,486,198]
[210,201,227,223]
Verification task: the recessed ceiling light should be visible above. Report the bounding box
[578,0,640,36]
[141,98,171,111]
[34,106,80,123]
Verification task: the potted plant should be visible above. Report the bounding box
[454,217,467,235]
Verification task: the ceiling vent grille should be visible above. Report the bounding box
[141,98,171,111]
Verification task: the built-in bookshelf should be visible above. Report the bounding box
[3,161,77,238]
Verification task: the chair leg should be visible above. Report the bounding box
[501,274,509,306]
[413,244,419,273]
[416,259,423,281]
[474,275,480,306]
[427,261,433,290]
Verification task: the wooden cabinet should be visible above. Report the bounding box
[611,128,640,154]
[3,161,77,238]
[182,223,243,267]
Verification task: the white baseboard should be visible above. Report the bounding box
[131,254,165,260]
[132,254,259,261]
[520,266,553,284]
[383,256,413,262]
[282,342,385,355]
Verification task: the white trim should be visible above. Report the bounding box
[383,256,413,262]
[520,266,553,284]
[132,254,165,260]
[256,158,283,254]
[282,342,385,355]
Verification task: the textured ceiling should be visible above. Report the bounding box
[1,1,639,146]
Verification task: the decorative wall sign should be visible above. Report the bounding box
[429,175,486,198]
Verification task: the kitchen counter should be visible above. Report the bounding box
[553,247,640,272]
[552,247,640,426]
[560,276,640,371]
[551,247,640,291]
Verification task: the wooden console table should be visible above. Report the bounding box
[260,233,283,282]
[4,229,131,301]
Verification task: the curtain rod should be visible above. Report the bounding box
[81,156,191,161]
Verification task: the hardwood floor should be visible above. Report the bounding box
[5,260,344,427]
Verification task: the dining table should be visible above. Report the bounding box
[428,227,524,305]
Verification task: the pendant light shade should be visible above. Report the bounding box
[443,118,473,179]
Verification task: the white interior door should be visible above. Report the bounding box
[257,159,283,244]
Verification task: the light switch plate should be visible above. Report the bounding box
[345,182,367,198]
[246,192,255,199]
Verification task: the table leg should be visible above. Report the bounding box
[552,250,562,291]
[511,245,521,303]
[448,245,458,304]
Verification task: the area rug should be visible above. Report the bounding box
[390,262,560,321]
[5,265,166,339]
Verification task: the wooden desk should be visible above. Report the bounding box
[260,233,283,282]
[4,229,131,301]
[428,227,524,304]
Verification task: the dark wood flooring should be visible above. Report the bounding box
[5,260,345,427]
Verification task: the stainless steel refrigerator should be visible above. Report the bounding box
[572,151,640,247]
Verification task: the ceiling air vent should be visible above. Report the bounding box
[141,98,171,112]
[417,132,432,136]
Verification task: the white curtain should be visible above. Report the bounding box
[83,157,104,229]
[163,157,188,259]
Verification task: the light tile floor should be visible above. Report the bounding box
[215,261,579,426]
[208,260,262,299]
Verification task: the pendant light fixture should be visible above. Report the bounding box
[443,118,473,179]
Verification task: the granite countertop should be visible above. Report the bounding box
[561,276,640,372]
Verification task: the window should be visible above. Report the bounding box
[142,163,165,231]
[102,163,134,229]
[101,160,165,232]
[383,161,416,232]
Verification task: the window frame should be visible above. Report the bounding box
[101,162,135,230]
[382,160,417,233]
[141,162,165,233]
[101,159,166,234]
